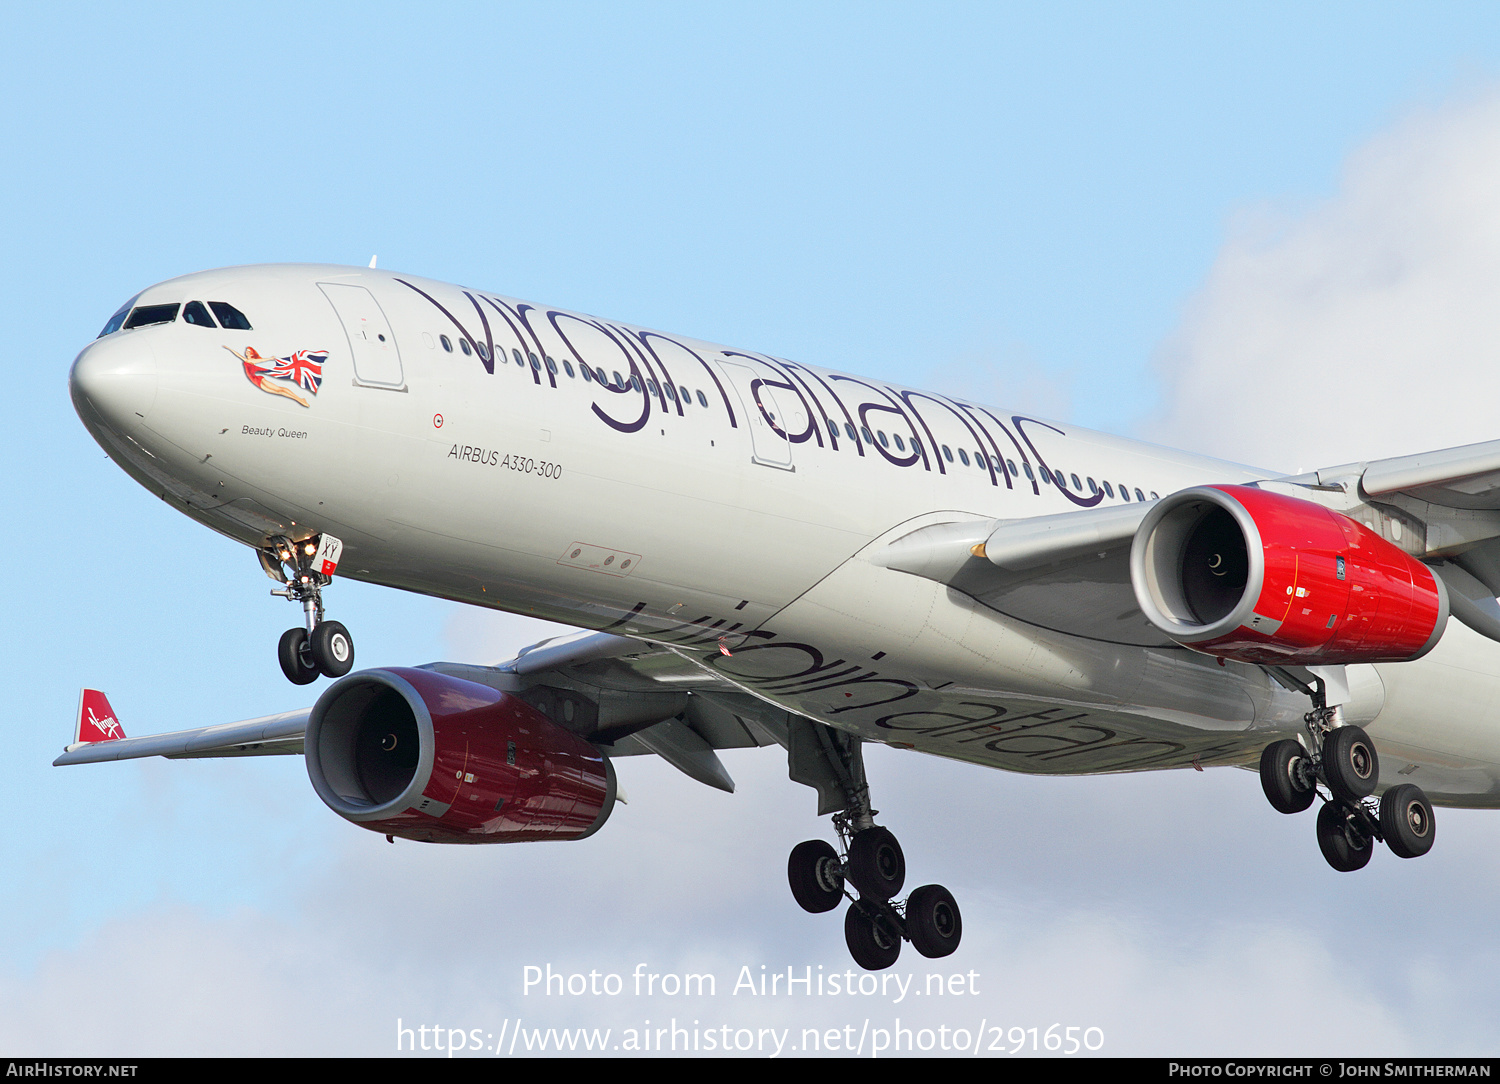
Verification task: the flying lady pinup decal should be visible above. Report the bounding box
[226,345,327,407]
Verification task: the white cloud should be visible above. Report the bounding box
[9,750,1497,1055]
[441,604,580,665]
[1153,90,1500,472]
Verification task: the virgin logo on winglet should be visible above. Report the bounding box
[71,689,125,750]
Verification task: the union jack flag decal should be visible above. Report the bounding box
[267,349,326,394]
[224,346,329,407]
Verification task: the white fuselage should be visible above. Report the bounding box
[69,264,1500,806]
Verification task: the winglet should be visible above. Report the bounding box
[67,688,126,752]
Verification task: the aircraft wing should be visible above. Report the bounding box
[432,630,791,793]
[55,632,789,793]
[872,505,1166,646]
[1357,438,1500,511]
[873,437,1500,648]
[53,709,309,765]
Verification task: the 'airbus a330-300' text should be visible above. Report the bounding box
[62,263,1500,969]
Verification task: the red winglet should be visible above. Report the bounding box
[72,688,125,749]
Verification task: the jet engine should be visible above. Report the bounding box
[1130,484,1448,665]
[305,667,616,843]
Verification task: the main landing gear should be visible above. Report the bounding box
[259,533,354,685]
[1257,671,1435,871]
[784,720,961,970]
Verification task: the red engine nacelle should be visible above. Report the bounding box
[305,667,615,844]
[1130,484,1449,665]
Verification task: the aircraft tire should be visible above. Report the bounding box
[906,884,962,959]
[1315,801,1373,872]
[788,840,844,913]
[1323,726,1379,803]
[848,827,905,900]
[1260,739,1316,814]
[1380,784,1436,859]
[310,620,355,678]
[844,902,901,970]
[278,628,320,685]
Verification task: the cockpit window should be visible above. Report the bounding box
[183,301,217,327]
[208,302,252,330]
[123,303,180,329]
[97,293,142,338]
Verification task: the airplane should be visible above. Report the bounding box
[60,263,1500,970]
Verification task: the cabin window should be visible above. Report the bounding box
[476,343,489,361]
[581,364,593,383]
[440,335,453,352]
[696,390,708,407]
[860,426,873,444]
[646,378,659,395]
[845,423,857,441]
[545,356,558,375]
[1150,491,1159,500]
[182,301,216,327]
[612,370,623,387]
[827,419,838,440]
[893,433,905,451]
[1135,488,1145,502]
[877,430,889,448]
[942,445,954,462]
[957,448,968,466]
[512,349,523,366]
[1023,462,1034,481]
[629,374,641,391]
[1120,486,1131,501]
[460,339,472,356]
[1007,459,1018,476]
[208,302,252,330]
[680,386,691,404]
[665,383,677,400]
[564,360,575,378]
[1103,481,1114,497]
[1087,478,1098,494]
[124,303,179,329]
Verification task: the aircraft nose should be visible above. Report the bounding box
[70,336,158,432]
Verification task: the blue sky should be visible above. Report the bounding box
[6,2,1500,1056]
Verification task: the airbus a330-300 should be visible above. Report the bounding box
[62,263,1500,969]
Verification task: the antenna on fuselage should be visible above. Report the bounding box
[368,255,378,269]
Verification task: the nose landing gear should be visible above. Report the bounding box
[784,720,962,969]
[260,533,354,684]
[1258,668,1435,870]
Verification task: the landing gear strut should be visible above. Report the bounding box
[260,533,353,684]
[1258,668,1435,869]
[783,719,962,969]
